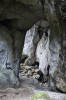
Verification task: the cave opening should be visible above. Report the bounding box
[19,21,50,91]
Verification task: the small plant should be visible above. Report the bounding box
[30,91,50,100]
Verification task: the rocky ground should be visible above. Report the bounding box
[0,64,65,100]
[0,64,66,100]
[19,63,49,88]
[0,85,66,100]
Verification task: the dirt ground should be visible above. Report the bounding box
[0,76,66,100]
[0,87,33,100]
[0,76,47,100]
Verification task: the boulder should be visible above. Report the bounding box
[23,25,39,65]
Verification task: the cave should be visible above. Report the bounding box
[0,0,66,100]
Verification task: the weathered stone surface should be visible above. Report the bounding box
[0,0,66,92]
[0,0,44,88]
[0,88,66,100]
[0,26,20,87]
[36,29,50,75]
[0,25,26,87]
[0,70,19,88]
[23,20,50,77]
[32,91,66,100]
[0,0,44,30]
[22,0,66,92]
[23,25,39,65]
[54,64,66,92]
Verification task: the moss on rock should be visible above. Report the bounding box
[31,91,50,100]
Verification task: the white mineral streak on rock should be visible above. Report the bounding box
[36,29,51,74]
[23,25,39,57]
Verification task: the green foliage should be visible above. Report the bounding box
[30,91,50,100]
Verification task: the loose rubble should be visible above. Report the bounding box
[19,63,49,84]
[20,64,41,80]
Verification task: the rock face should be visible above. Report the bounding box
[0,26,19,87]
[49,0,66,92]
[0,26,26,87]
[22,21,51,83]
[36,29,50,75]
[0,0,44,87]
[22,0,66,92]
[23,25,39,65]
[0,0,66,92]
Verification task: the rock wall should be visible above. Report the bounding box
[0,0,66,92]
[23,25,39,65]
[0,0,44,88]
[0,26,26,88]
[23,21,66,92]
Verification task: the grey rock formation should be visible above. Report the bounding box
[0,0,44,87]
[32,91,66,100]
[23,25,39,65]
[49,0,66,92]
[36,29,50,74]
[22,0,66,92]
[0,26,20,87]
[0,0,66,92]
[0,26,26,87]
[23,20,50,82]
[22,0,66,93]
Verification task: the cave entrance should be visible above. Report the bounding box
[19,20,50,90]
